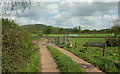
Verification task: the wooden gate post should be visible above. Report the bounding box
[103,43,106,56]
[75,41,77,48]
[86,41,88,51]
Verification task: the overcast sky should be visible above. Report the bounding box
[1,0,120,30]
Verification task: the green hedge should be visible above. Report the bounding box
[2,18,37,72]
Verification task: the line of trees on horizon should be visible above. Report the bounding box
[43,25,120,37]
[22,20,120,38]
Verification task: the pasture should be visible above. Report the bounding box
[44,33,114,37]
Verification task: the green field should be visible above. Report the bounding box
[52,37,120,72]
[44,33,114,37]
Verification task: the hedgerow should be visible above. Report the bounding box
[2,18,36,72]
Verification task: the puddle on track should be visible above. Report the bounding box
[48,43,55,46]
[80,64,89,68]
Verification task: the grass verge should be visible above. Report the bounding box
[47,46,84,72]
[21,45,40,72]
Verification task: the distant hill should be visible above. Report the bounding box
[21,24,72,34]
[22,24,47,32]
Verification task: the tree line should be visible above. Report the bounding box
[44,25,120,37]
[22,20,120,38]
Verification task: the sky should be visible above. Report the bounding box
[1,0,120,30]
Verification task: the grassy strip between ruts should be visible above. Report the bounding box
[47,46,84,72]
[21,45,40,72]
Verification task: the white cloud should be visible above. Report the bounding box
[46,4,59,14]
[60,0,119,2]
[4,2,118,30]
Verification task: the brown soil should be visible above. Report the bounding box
[33,38,60,72]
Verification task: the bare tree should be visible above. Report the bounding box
[0,0,40,16]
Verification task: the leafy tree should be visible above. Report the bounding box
[73,26,79,33]
[44,26,54,34]
[78,25,81,33]
[111,26,120,37]
[83,29,90,33]
[111,20,120,37]
[59,28,64,34]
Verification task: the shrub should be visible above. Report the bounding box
[105,38,119,47]
[2,18,34,72]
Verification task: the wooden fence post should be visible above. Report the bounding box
[75,41,77,48]
[63,36,66,44]
[68,37,70,46]
[86,41,88,51]
[58,36,60,42]
[68,37,72,47]
[61,36,62,43]
[67,34,69,45]
[67,37,69,46]
[103,43,106,56]
[70,37,72,47]
[111,38,112,47]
